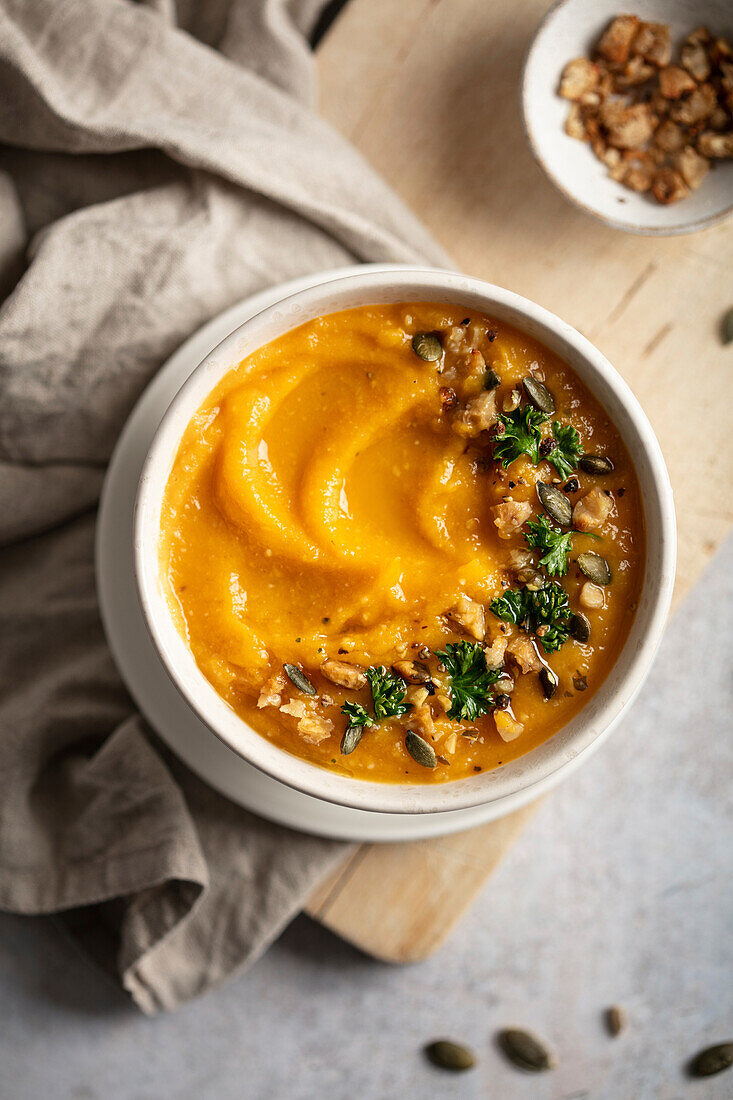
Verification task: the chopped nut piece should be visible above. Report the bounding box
[616,55,656,87]
[675,145,710,189]
[451,389,497,438]
[506,634,542,674]
[596,15,639,65]
[658,65,696,98]
[620,156,655,192]
[633,21,671,67]
[654,118,686,153]
[446,595,486,641]
[297,714,333,744]
[572,487,613,531]
[680,41,711,82]
[602,101,656,149]
[697,130,733,157]
[392,659,432,684]
[491,498,533,540]
[320,658,367,690]
[405,703,435,739]
[651,167,690,203]
[405,684,430,708]
[484,633,508,670]
[257,669,287,709]
[442,731,459,755]
[494,709,524,742]
[580,582,605,610]
[559,58,600,101]
[670,83,717,124]
[564,102,587,140]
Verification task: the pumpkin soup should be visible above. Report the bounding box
[159,303,645,783]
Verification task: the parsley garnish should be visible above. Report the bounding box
[341,700,374,733]
[340,667,408,750]
[366,666,409,721]
[490,582,571,654]
[493,406,547,468]
[434,640,502,722]
[525,515,573,577]
[547,421,582,480]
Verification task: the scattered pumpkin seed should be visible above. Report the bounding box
[283,663,316,695]
[722,307,733,346]
[522,376,556,414]
[340,724,363,755]
[568,611,591,643]
[604,1005,626,1037]
[405,730,437,768]
[688,1041,733,1078]
[537,481,573,526]
[497,1028,555,1073]
[539,666,559,699]
[412,331,443,361]
[484,368,501,391]
[425,1039,476,1072]
[577,551,612,585]
[579,453,615,475]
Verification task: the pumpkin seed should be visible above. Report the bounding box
[577,551,612,585]
[539,666,559,699]
[283,663,316,695]
[497,1028,555,1073]
[604,1005,626,1037]
[568,611,591,643]
[579,454,615,475]
[537,481,573,526]
[688,1041,733,1078]
[425,1039,476,1071]
[522,376,555,414]
[412,331,443,361]
[722,307,733,345]
[340,723,363,755]
[484,368,501,391]
[405,730,437,768]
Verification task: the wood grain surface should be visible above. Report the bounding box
[305,0,733,961]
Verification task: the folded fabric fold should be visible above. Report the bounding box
[0,0,448,1012]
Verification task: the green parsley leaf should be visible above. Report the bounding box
[490,581,571,654]
[525,515,573,577]
[434,640,502,722]
[365,666,409,721]
[547,421,582,481]
[340,699,374,732]
[493,406,547,468]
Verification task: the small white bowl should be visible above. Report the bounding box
[134,267,675,816]
[522,0,733,235]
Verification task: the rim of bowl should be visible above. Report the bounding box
[520,0,733,237]
[134,266,676,815]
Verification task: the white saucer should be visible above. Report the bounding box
[96,264,540,841]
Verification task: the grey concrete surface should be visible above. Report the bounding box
[1,537,731,1100]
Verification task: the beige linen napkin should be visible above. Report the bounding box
[0,0,448,1013]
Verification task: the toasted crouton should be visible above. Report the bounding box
[674,146,710,189]
[559,57,600,100]
[633,21,672,66]
[596,15,640,65]
[651,167,690,204]
[658,65,697,98]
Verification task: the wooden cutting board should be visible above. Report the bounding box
[305,0,733,962]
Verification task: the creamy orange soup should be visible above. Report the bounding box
[160,303,645,783]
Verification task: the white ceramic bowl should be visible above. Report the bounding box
[522,0,733,235]
[134,267,675,816]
